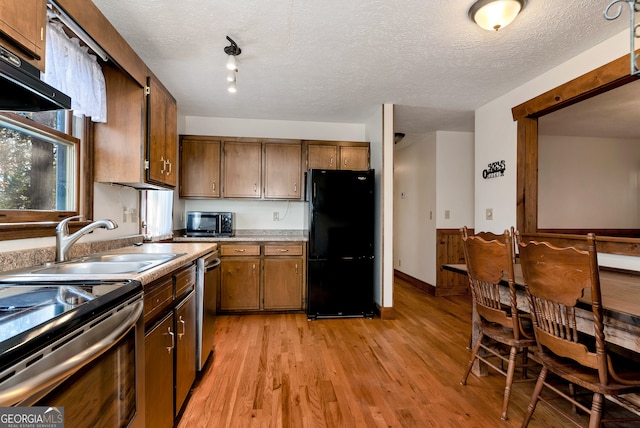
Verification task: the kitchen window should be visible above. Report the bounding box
[0,112,79,229]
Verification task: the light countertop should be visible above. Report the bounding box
[173,229,308,243]
[0,242,218,286]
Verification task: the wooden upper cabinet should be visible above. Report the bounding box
[95,65,177,189]
[0,0,46,70]
[339,146,369,171]
[179,137,221,198]
[94,63,146,185]
[305,141,369,171]
[264,142,302,199]
[307,144,338,170]
[147,75,177,187]
[223,141,262,198]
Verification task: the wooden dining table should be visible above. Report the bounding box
[443,263,640,355]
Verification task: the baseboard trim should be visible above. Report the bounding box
[374,302,396,320]
[394,269,436,296]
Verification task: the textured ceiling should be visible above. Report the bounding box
[90,0,629,135]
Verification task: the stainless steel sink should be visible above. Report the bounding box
[32,261,154,275]
[83,253,180,263]
[5,252,186,277]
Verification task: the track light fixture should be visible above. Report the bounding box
[224,36,241,93]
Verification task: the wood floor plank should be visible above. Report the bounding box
[178,277,631,427]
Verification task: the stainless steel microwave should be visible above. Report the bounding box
[185,211,234,237]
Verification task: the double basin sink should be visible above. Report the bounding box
[20,252,184,276]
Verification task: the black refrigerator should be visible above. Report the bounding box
[306,168,375,319]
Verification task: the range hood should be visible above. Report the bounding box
[0,46,71,112]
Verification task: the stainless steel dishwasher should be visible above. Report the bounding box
[196,250,220,371]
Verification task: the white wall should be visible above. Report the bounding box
[394,133,436,283]
[393,131,474,286]
[365,104,389,308]
[539,135,640,228]
[183,200,305,230]
[474,30,629,233]
[436,131,475,229]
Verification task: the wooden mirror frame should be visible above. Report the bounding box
[512,52,640,255]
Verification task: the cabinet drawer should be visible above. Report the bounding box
[220,244,261,256]
[264,244,303,256]
[144,278,173,325]
[175,264,196,300]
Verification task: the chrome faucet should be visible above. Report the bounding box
[56,216,118,261]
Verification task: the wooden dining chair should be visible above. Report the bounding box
[475,226,517,264]
[518,234,640,427]
[459,226,537,421]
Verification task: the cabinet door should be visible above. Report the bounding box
[145,312,174,428]
[220,259,260,310]
[179,138,221,198]
[175,292,197,416]
[223,142,262,198]
[339,146,369,171]
[307,145,337,170]
[264,143,301,199]
[263,258,303,310]
[0,0,46,70]
[147,76,168,184]
[164,94,178,186]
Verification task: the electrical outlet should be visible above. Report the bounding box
[486,208,493,220]
[444,210,450,220]
[273,212,279,221]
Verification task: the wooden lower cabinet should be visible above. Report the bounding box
[144,264,197,427]
[145,312,174,428]
[220,258,260,310]
[263,259,303,309]
[218,242,306,313]
[175,291,197,416]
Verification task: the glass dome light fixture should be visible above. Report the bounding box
[468,0,526,31]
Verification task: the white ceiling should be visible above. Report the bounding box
[90,0,629,135]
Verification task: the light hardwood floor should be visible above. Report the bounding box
[177,278,605,427]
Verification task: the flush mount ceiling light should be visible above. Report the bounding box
[468,0,526,31]
[223,36,241,93]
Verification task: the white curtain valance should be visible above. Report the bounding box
[42,22,107,123]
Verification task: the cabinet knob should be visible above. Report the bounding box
[344,158,348,166]
[166,160,172,176]
[278,249,289,252]
[212,181,216,192]
[160,156,166,174]
[295,263,299,274]
[234,249,246,252]
[330,156,334,166]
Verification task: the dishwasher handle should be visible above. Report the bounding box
[205,258,221,272]
[0,298,143,407]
